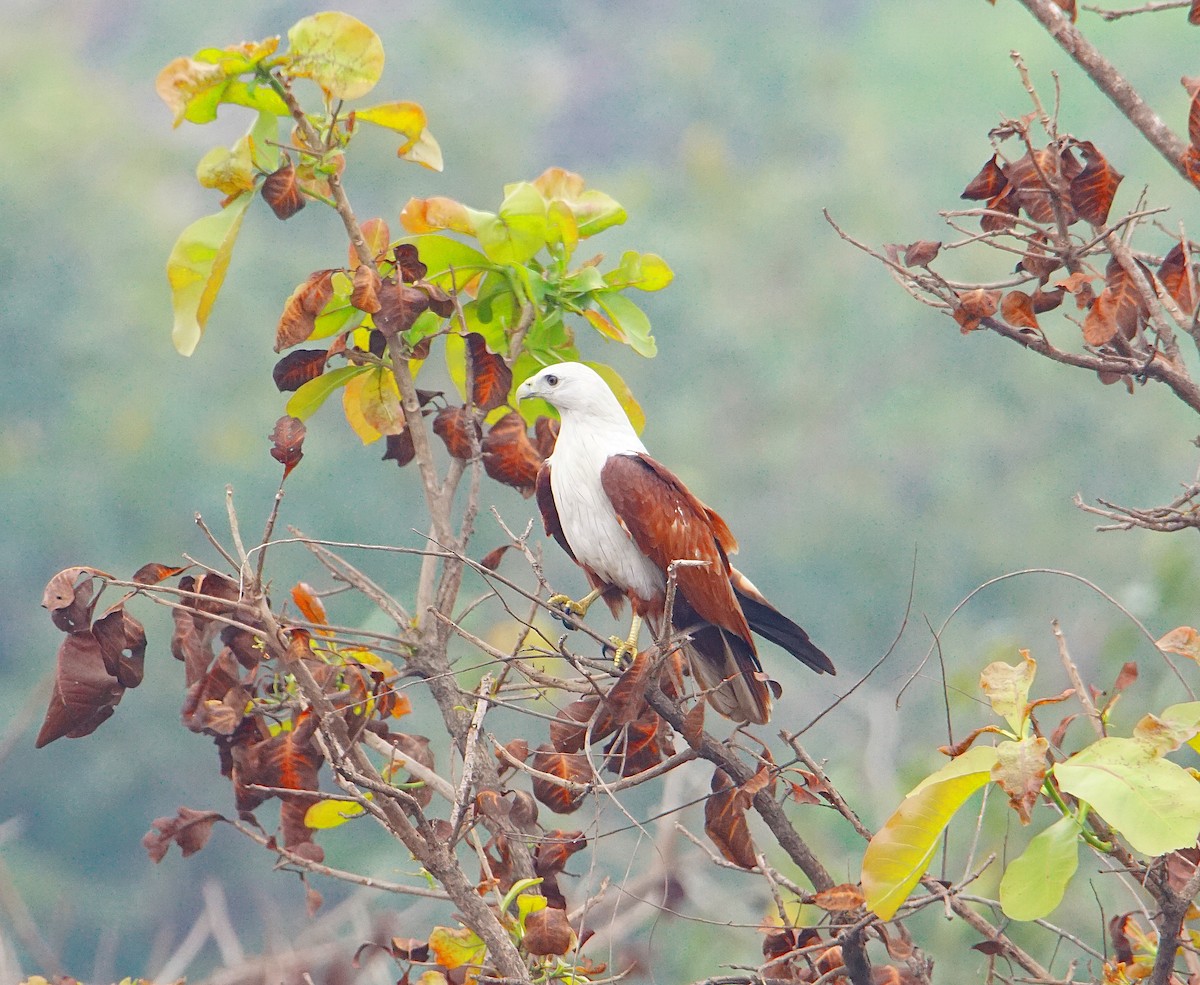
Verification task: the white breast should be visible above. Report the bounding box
[549,432,664,602]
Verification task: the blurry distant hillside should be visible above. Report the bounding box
[4,1,1200,981]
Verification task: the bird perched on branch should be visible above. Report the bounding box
[516,362,833,724]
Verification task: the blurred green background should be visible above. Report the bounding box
[5,1,1200,982]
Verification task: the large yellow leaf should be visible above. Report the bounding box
[286,12,384,101]
[166,193,253,356]
[861,744,998,920]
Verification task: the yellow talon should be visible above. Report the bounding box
[548,587,603,629]
[608,615,643,670]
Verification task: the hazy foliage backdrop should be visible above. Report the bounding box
[4,0,1200,980]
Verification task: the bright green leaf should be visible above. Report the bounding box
[861,744,999,920]
[475,182,550,264]
[304,797,366,829]
[590,290,657,357]
[980,651,1037,734]
[166,192,253,356]
[286,364,369,420]
[998,813,1081,921]
[396,235,490,292]
[562,266,608,295]
[286,11,384,101]
[1054,736,1200,856]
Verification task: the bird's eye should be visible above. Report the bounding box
[545,374,559,387]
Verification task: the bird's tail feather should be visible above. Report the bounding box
[730,569,835,676]
[683,624,772,725]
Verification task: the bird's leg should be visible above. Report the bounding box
[606,615,642,670]
[547,586,603,628]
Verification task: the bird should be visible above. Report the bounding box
[515,361,834,724]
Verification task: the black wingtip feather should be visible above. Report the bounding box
[734,587,835,675]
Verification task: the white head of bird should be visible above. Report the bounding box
[516,362,636,434]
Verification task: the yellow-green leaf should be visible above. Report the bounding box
[1162,701,1200,756]
[861,744,998,920]
[1054,736,1200,856]
[586,362,645,433]
[475,183,550,265]
[286,11,384,101]
[166,193,253,356]
[155,38,282,126]
[998,813,1080,920]
[287,364,369,420]
[590,290,657,358]
[980,650,1036,734]
[304,797,366,829]
[604,250,674,292]
[196,142,255,197]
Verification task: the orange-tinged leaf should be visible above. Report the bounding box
[1190,0,1200,23]
[167,193,253,356]
[155,38,283,126]
[273,349,329,392]
[1070,140,1122,226]
[132,563,187,586]
[399,196,482,236]
[353,217,391,269]
[523,907,574,956]
[1007,147,1075,225]
[291,582,328,627]
[433,405,479,460]
[1000,291,1040,331]
[813,884,867,912]
[482,411,544,497]
[531,745,592,814]
[962,154,1007,200]
[351,264,381,313]
[428,926,486,971]
[953,288,1001,333]
[466,332,512,412]
[704,768,757,869]
[1083,289,1120,346]
[286,11,384,101]
[1184,146,1200,191]
[1159,243,1199,315]
[1159,626,1200,662]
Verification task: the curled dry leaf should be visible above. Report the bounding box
[392,242,427,282]
[1069,140,1122,226]
[531,745,592,814]
[952,288,1001,333]
[43,566,108,633]
[1000,291,1040,332]
[261,159,306,220]
[1159,243,1199,316]
[351,263,382,313]
[272,348,328,392]
[703,768,758,869]
[961,155,1007,201]
[36,631,126,747]
[1158,626,1200,661]
[813,883,867,912]
[482,411,545,497]
[143,807,225,863]
[381,428,415,468]
[275,269,336,351]
[902,240,941,267]
[465,332,513,412]
[269,415,306,479]
[432,405,480,460]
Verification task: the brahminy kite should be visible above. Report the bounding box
[516,362,833,724]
